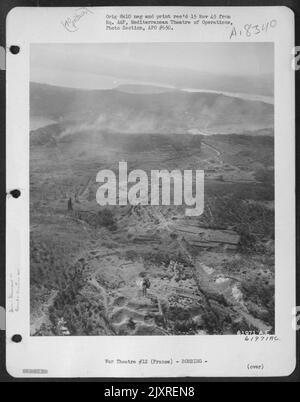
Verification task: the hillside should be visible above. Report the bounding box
[30,129,275,336]
[30,82,274,135]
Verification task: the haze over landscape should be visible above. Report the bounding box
[30,43,274,133]
[31,43,274,93]
[30,43,275,337]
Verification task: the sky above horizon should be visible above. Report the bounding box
[30,43,274,91]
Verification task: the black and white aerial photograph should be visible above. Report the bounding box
[30,42,275,337]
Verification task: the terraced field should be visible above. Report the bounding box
[30,125,274,336]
